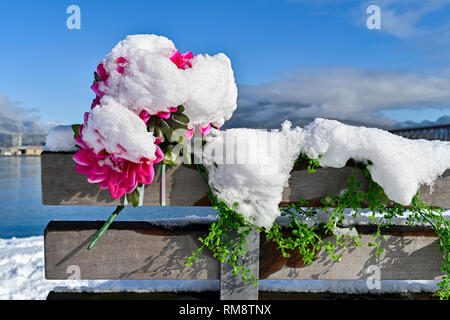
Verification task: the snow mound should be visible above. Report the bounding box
[0,236,107,300]
[184,53,238,128]
[82,97,157,163]
[303,118,450,205]
[99,34,237,128]
[203,118,450,228]
[203,121,304,229]
[44,125,77,152]
[101,35,188,116]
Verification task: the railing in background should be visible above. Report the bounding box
[390,124,450,141]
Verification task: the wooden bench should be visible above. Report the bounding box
[41,152,450,299]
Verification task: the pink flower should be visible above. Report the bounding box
[186,123,214,140]
[170,51,194,69]
[90,58,127,109]
[138,107,178,125]
[115,57,128,74]
[73,123,163,199]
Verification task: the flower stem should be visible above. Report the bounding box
[88,205,125,250]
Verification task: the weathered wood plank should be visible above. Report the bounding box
[260,232,444,280]
[45,221,444,281]
[44,221,219,280]
[41,152,450,208]
[40,152,208,206]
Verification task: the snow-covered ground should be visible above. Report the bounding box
[0,236,102,299]
[0,229,442,300]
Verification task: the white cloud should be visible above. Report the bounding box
[289,0,450,39]
[373,0,450,39]
[226,67,450,129]
[0,94,56,134]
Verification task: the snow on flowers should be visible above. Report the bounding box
[73,98,164,199]
[71,34,238,199]
[96,34,237,131]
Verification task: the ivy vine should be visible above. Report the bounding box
[187,156,450,300]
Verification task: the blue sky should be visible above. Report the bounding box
[0,0,450,128]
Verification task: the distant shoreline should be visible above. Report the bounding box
[0,145,43,157]
[0,154,41,157]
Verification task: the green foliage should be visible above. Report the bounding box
[186,165,258,284]
[188,157,450,300]
[296,153,322,173]
[149,105,192,166]
[265,204,322,264]
[407,196,450,300]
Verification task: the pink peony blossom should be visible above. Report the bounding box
[73,123,163,199]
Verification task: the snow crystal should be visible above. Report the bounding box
[184,53,238,128]
[303,118,450,205]
[82,97,157,163]
[203,121,304,229]
[44,125,77,152]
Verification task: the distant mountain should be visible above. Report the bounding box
[0,113,49,135]
[0,113,52,147]
[396,116,450,129]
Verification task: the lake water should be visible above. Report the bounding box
[0,157,214,238]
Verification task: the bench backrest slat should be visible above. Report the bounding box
[41,152,450,208]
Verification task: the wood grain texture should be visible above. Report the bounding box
[44,221,219,280]
[45,221,444,281]
[41,152,450,208]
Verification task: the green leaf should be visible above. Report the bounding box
[175,105,185,114]
[94,71,101,82]
[166,118,188,131]
[157,119,173,142]
[154,126,164,140]
[72,124,81,139]
[163,147,179,166]
[172,113,190,125]
[147,117,156,133]
[126,188,140,207]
